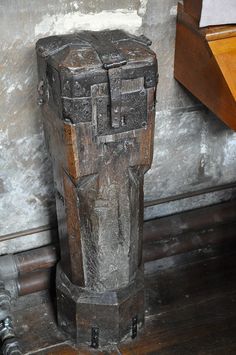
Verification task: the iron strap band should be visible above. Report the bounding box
[77,32,126,127]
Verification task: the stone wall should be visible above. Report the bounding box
[0,0,236,249]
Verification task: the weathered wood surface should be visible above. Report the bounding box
[143,199,236,262]
[36,30,157,346]
[144,199,236,242]
[6,200,236,299]
[12,222,236,354]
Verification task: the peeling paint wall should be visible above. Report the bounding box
[0,0,236,241]
[35,10,142,36]
[0,0,144,237]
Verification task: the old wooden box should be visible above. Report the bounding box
[36,30,157,347]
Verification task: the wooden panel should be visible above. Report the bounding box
[178,3,236,41]
[205,25,236,41]
[13,245,236,354]
[9,199,236,353]
[144,199,236,242]
[184,0,202,22]
[209,36,236,100]
[143,222,236,262]
[174,3,236,131]
[143,199,236,261]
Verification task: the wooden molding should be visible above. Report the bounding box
[184,0,202,23]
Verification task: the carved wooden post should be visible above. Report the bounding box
[36,30,157,347]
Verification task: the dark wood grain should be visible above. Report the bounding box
[143,221,236,262]
[11,201,236,354]
[184,0,202,22]
[36,30,157,346]
[144,199,236,243]
[7,200,236,299]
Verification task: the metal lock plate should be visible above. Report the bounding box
[37,31,156,133]
[96,87,147,136]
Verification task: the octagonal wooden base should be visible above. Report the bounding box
[56,264,145,348]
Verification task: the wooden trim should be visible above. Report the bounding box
[184,0,202,23]
[174,4,236,131]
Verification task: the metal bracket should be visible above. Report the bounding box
[107,67,122,129]
[91,327,99,348]
[77,32,126,129]
[77,31,127,70]
[131,315,138,339]
[132,34,152,47]
[37,79,49,106]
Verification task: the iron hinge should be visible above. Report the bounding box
[91,327,99,348]
[131,315,138,339]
